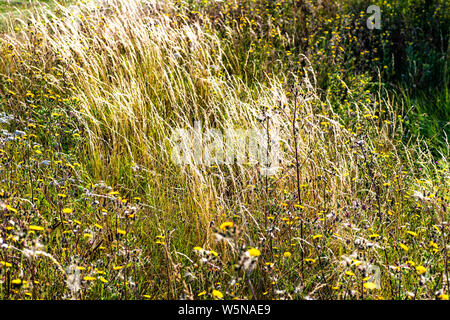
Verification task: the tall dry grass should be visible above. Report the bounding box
[0,0,448,299]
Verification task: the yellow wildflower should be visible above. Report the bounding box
[29,225,45,231]
[219,221,233,230]
[416,266,426,275]
[363,282,378,290]
[212,290,223,299]
[83,276,96,281]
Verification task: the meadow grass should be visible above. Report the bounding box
[0,0,448,300]
[0,0,73,30]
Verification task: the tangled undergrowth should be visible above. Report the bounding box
[0,0,448,300]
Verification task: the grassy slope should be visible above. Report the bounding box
[0,0,71,30]
[0,0,66,12]
[0,0,448,300]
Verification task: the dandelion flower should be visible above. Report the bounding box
[212,290,223,299]
[198,291,206,296]
[116,229,126,235]
[28,225,45,231]
[429,241,438,249]
[83,276,96,281]
[364,282,378,290]
[247,248,261,257]
[0,261,12,267]
[219,221,233,230]
[416,265,426,275]
[6,205,17,213]
[209,250,219,257]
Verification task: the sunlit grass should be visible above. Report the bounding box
[0,0,448,300]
